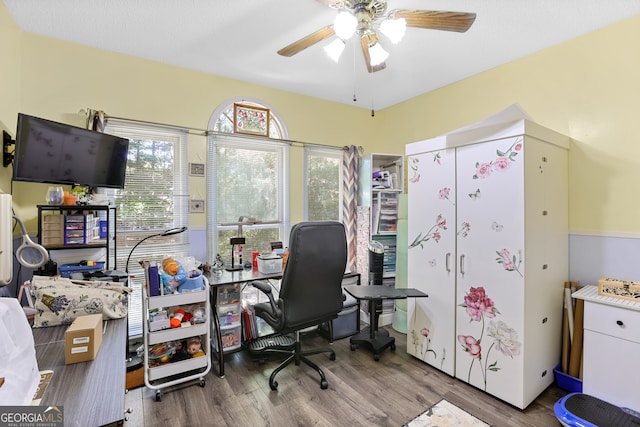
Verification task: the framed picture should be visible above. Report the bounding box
[233,103,270,137]
[189,163,205,176]
[189,199,205,213]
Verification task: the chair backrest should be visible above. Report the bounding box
[277,221,347,332]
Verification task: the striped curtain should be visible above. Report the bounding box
[88,109,108,132]
[342,145,362,272]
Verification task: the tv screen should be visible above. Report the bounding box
[12,113,129,189]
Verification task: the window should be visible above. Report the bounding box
[208,99,289,262]
[104,121,189,338]
[206,134,289,262]
[304,147,343,222]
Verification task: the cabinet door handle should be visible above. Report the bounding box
[459,254,465,277]
[616,320,624,327]
[446,252,451,273]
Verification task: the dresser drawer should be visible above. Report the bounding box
[583,301,640,343]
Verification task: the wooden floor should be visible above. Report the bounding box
[125,326,566,427]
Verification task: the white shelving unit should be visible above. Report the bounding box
[143,280,211,402]
[358,153,404,326]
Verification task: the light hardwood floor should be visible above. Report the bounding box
[125,326,565,426]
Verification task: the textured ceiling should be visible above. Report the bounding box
[4,0,640,110]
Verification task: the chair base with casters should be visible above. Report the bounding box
[250,281,339,390]
[258,330,336,390]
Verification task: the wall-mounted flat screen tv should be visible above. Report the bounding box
[12,113,129,189]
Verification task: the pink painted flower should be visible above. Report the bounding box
[496,248,523,277]
[457,335,482,359]
[432,231,441,243]
[436,214,447,229]
[463,287,497,322]
[475,162,493,178]
[493,157,510,172]
[439,187,450,200]
[409,173,421,183]
[514,143,522,151]
[458,222,470,238]
[502,259,515,271]
[420,328,430,338]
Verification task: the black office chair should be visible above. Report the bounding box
[251,221,347,390]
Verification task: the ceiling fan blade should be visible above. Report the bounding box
[393,10,477,33]
[277,25,336,57]
[315,0,342,6]
[360,33,386,73]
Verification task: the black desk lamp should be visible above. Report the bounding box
[221,216,259,272]
[125,226,188,273]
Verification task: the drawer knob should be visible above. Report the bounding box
[616,320,624,327]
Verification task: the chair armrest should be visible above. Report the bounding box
[251,280,280,317]
[252,280,272,294]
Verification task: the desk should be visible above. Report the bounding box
[206,269,282,287]
[32,318,127,427]
[205,269,283,377]
[344,285,428,361]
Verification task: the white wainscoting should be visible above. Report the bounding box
[569,232,640,284]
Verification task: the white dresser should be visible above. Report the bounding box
[573,285,640,411]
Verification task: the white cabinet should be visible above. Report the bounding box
[574,285,640,411]
[406,119,569,409]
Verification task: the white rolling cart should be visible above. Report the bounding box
[142,276,211,402]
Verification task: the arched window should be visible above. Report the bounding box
[207,98,289,263]
[211,98,287,139]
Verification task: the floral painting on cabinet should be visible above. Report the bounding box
[457,286,522,390]
[472,136,522,180]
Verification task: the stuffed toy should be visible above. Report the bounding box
[186,336,205,358]
[159,258,187,293]
[160,257,205,294]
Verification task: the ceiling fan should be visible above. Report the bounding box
[277,0,476,73]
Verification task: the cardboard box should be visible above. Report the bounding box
[65,314,103,365]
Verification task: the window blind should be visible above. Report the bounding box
[304,146,343,222]
[206,133,289,262]
[104,120,189,338]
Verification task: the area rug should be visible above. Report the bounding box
[404,399,490,427]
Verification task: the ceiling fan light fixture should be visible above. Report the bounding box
[323,38,346,62]
[380,17,406,44]
[368,42,388,66]
[333,11,357,40]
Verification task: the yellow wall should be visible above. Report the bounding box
[0,2,21,195]
[0,0,381,230]
[2,0,639,237]
[379,15,640,235]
